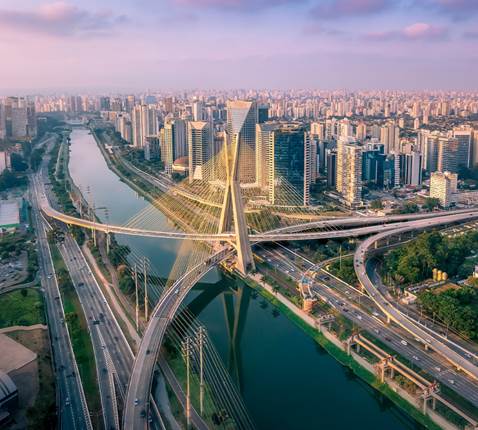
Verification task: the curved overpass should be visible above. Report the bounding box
[124,248,233,430]
[40,191,478,244]
[354,210,478,380]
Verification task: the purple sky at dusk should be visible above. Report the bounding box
[0,0,477,93]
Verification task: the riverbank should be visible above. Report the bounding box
[245,272,471,430]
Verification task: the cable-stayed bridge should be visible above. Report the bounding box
[37,136,478,430]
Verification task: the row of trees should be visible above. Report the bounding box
[383,230,478,285]
[418,287,478,339]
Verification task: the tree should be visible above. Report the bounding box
[10,153,28,172]
[370,199,383,210]
[423,197,440,211]
[0,169,27,191]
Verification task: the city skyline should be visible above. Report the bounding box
[1,0,478,93]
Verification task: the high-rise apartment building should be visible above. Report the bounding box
[226,100,257,184]
[380,122,400,153]
[131,105,158,148]
[336,138,362,206]
[430,171,457,208]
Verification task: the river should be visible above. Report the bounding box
[68,128,422,430]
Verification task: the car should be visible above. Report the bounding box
[435,366,441,372]
[65,397,70,406]
[134,398,139,406]
[448,379,455,385]
[372,312,379,317]
[412,355,419,361]
[78,282,84,287]
[357,315,362,320]
[400,340,408,346]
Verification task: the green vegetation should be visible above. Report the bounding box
[328,257,358,286]
[47,141,85,245]
[30,147,45,171]
[393,201,419,214]
[370,199,383,210]
[0,289,45,328]
[418,286,478,339]
[383,230,478,285]
[10,152,28,172]
[50,245,102,424]
[0,169,27,191]
[423,197,440,211]
[292,238,356,263]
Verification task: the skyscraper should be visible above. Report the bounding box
[188,121,212,183]
[267,124,311,206]
[131,105,158,148]
[380,122,400,153]
[437,137,459,173]
[336,137,362,206]
[226,100,257,184]
[453,128,472,169]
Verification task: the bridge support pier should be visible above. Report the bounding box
[218,132,255,275]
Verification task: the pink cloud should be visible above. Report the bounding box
[366,22,448,41]
[172,0,299,11]
[0,2,127,38]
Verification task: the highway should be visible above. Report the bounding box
[354,213,478,381]
[30,180,93,430]
[256,245,478,408]
[124,248,232,430]
[57,232,135,429]
[38,192,478,244]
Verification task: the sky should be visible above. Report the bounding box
[0,0,477,92]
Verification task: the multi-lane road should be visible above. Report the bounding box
[124,248,232,430]
[354,215,478,381]
[30,180,92,430]
[255,245,478,408]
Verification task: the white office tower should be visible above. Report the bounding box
[141,105,158,144]
[131,105,158,148]
[430,171,457,208]
[404,152,422,186]
[131,106,143,147]
[226,100,257,185]
[452,128,472,169]
[160,118,188,175]
[336,137,362,206]
[192,100,205,121]
[188,121,212,183]
[380,122,400,153]
[116,114,132,144]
